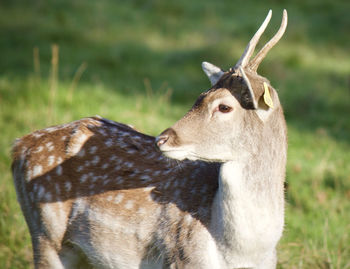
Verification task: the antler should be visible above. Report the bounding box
[248,9,288,72]
[239,66,257,109]
[234,10,272,69]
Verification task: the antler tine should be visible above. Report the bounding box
[234,10,272,69]
[248,9,288,72]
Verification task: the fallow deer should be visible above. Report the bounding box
[12,10,288,269]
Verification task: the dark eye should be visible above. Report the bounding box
[218,104,232,113]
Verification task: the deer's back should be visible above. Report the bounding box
[11,116,220,266]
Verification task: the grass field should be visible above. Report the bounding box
[0,0,349,268]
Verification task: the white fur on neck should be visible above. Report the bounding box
[210,161,284,268]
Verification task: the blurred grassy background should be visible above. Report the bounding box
[0,0,349,268]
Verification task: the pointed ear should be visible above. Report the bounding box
[202,61,224,86]
[255,83,275,121]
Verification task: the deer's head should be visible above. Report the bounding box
[156,10,288,162]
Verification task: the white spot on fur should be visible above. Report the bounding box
[98,129,107,136]
[65,181,72,192]
[80,174,88,183]
[125,162,133,168]
[45,126,58,133]
[125,200,134,210]
[56,157,63,165]
[127,148,137,154]
[33,183,38,192]
[89,146,97,154]
[114,193,124,204]
[118,141,128,149]
[153,170,161,177]
[37,185,45,200]
[105,139,113,147]
[92,156,100,165]
[26,170,32,181]
[76,165,83,172]
[33,132,43,138]
[102,163,109,169]
[34,146,43,153]
[46,142,54,152]
[45,192,52,201]
[32,165,43,177]
[56,165,63,175]
[48,155,55,166]
[140,175,151,183]
[116,176,124,185]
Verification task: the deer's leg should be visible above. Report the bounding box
[32,235,65,269]
[33,236,90,269]
[59,243,93,269]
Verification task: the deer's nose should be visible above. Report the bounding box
[155,134,169,147]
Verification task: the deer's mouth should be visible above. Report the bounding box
[158,146,196,161]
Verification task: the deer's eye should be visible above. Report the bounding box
[218,104,233,113]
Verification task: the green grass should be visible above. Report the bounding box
[1,0,349,268]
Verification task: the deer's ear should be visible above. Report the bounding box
[255,83,275,121]
[202,62,224,86]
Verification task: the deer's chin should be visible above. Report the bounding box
[160,147,198,161]
[160,146,232,163]
[161,150,191,161]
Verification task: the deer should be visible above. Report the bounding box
[11,9,288,269]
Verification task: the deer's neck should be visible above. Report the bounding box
[210,158,284,266]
